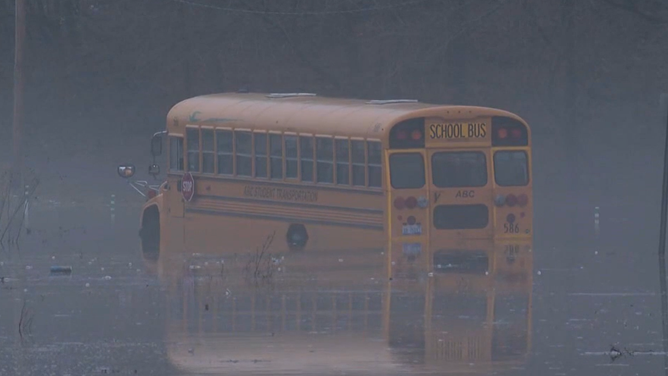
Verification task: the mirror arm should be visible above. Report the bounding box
[152,130,168,138]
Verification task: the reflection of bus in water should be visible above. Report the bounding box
[120,92,532,277]
[161,241,532,375]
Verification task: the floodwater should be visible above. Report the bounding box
[0,198,664,376]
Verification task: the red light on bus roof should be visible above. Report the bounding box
[396,130,408,140]
[411,130,422,140]
[497,128,508,139]
[511,128,522,138]
[394,197,405,210]
[405,196,417,209]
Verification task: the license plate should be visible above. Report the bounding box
[402,224,422,235]
[402,243,422,256]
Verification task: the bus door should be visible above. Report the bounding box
[427,149,494,274]
[386,149,431,275]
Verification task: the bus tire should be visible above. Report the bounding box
[286,224,308,251]
[140,205,160,261]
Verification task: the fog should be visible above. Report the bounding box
[1,1,667,375]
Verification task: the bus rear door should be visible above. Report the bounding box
[428,149,494,274]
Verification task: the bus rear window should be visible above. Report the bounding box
[432,152,487,188]
[390,153,425,189]
[494,151,528,186]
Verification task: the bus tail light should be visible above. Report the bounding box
[517,194,528,207]
[505,194,518,207]
[405,196,417,209]
[394,197,405,210]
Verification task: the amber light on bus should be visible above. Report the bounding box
[492,116,528,147]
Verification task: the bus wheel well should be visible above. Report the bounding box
[286,224,308,251]
[140,205,160,261]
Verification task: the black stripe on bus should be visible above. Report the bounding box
[196,194,384,215]
[185,208,384,231]
[168,173,384,196]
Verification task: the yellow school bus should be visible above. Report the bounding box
[120,92,532,276]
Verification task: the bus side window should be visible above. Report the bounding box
[216,130,233,175]
[285,135,298,179]
[351,140,365,186]
[300,136,314,182]
[235,131,252,177]
[335,139,350,185]
[201,129,215,173]
[316,137,333,184]
[186,128,200,172]
[254,132,268,178]
[367,141,381,187]
[169,137,184,171]
[270,134,283,179]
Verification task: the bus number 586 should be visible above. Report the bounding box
[504,222,519,234]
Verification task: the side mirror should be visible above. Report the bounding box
[151,134,162,157]
[149,164,160,177]
[117,165,136,178]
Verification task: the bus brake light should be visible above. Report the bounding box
[506,194,518,207]
[405,196,417,209]
[517,194,528,207]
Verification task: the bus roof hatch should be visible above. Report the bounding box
[366,99,418,105]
